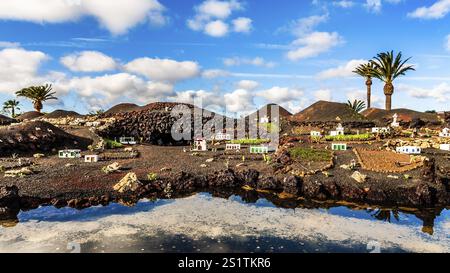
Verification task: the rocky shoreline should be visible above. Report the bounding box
[1,164,448,223]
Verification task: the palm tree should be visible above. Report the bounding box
[347,99,366,113]
[2,99,20,118]
[15,84,57,113]
[353,62,374,109]
[371,51,415,111]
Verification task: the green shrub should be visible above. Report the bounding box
[147,172,158,181]
[104,139,123,149]
[325,133,373,142]
[289,147,332,162]
[230,138,270,145]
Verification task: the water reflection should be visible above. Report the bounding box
[0,193,448,253]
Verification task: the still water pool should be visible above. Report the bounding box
[0,193,448,253]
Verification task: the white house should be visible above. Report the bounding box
[391,113,400,128]
[331,143,347,151]
[250,146,269,154]
[59,149,81,159]
[440,144,450,151]
[84,155,99,163]
[439,128,450,137]
[119,137,137,145]
[193,138,207,151]
[310,131,322,137]
[396,146,422,154]
[226,143,241,150]
[372,127,391,134]
[260,115,270,124]
[330,123,345,136]
[214,132,232,141]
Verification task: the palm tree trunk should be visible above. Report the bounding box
[33,100,43,113]
[11,107,15,118]
[384,82,394,111]
[366,78,372,109]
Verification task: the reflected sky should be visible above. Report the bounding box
[0,193,448,253]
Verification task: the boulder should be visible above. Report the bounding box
[351,171,367,183]
[113,173,143,193]
[102,162,121,174]
[257,177,281,191]
[237,169,260,188]
[282,175,302,195]
[4,167,34,178]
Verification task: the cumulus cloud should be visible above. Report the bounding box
[0,41,21,48]
[204,20,229,37]
[287,32,344,61]
[398,83,450,103]
[0,0,167,35]
[317,59,366,79]
[255,86,306,114]
[223,57,276,68]
[232,17,252,33]
[124,58,200,83]
[365,0,403,13]
[0,47,49,93]
[408,0,450,19]
[187,0,251,37]
[224,88,256,113]
[236,80,259,90]
[56,72,175,108]
[60,51,117,72]
[314,89,332,101]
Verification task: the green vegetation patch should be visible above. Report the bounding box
[104,139,124,149]
[230,138,270,145]
[325,133,373,142]
[289,147,332,162]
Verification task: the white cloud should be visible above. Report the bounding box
[314,89,332,101]
[0,41,21,48]
[446,34,450,51]
[317,59,366,79]
[365,0,382,12]
[257,86,304,104]
[224,88,255,113]
[204,20,229,37]
[224,57,276,68]
[287,14,329,37]
[408,0,450,19]
[57,73,175,108]
[60,51,117,72]
[255,86,306,114]
[232,17,252,33]
[287,32,344,61]
[398,83,450,103]
[197,0,242,19]
[0,47,49,93]
[202,69,230,79]
[124,58,200,83]
[333,1,355,8]
[187,0,251,37]
[236,80,259,90]
[0,0,167,35]
[169,89,224,109]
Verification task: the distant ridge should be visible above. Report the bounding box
[292,101,366,122]
[44,110,84,119]
[104,103,142,115]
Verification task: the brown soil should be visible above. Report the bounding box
[44,110,84,119]
[362,108,441,125]
[291,101,366,122]
[104,103,142,115]
[16,111,44,121]
[354,148,423,173]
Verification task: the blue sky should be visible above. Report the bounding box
[1,0,450,115]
